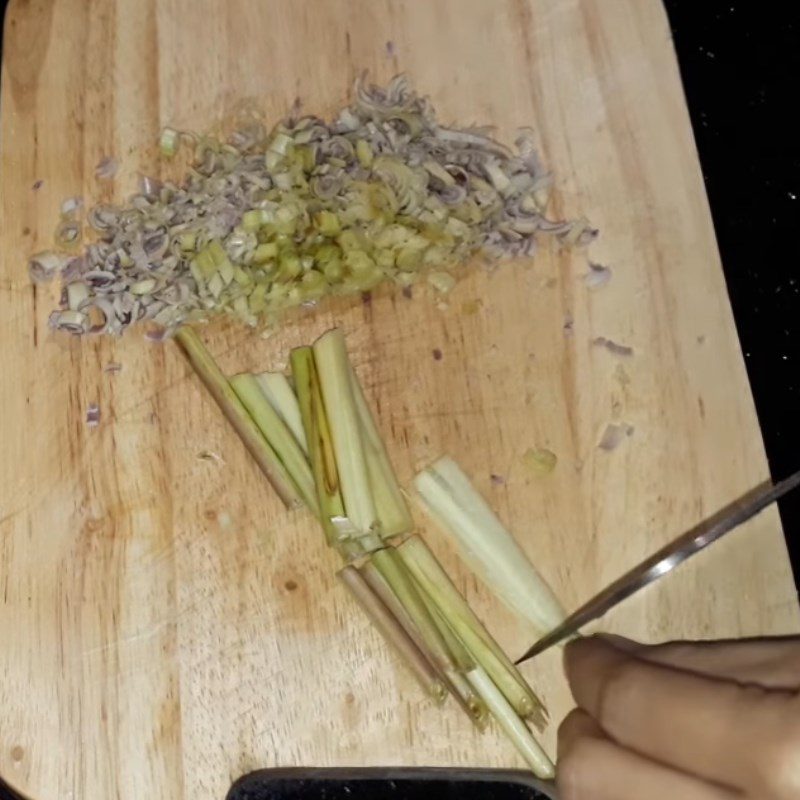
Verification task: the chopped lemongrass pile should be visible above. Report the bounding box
[33,75,595,337]
[175,324,559,778]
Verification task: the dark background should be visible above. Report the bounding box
[664,1,799,584]
[0,0,796,570]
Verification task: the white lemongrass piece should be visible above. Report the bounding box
[414,456,567,638]
[256,371,308,454]
[313,329,378,536]
[230,373,318,515]
[348,363,413,538]
[467,667,554,778]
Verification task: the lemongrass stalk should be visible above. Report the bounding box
[313,329,378,537]
[417,585,476,673]
[361,559,488,730]
[398,536,544,721]
[360,560,427,653]
[230,373,318,514]
[348,363,413,538]
[338,566,448,704]
[369,547,455,673]
[443,669,490,731]
[467,666,554,779]
[291,346,350,544]
[414,456,567,637]
[255,371,308,454]
[175,327,302,509]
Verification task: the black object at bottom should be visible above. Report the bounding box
[227,768,552,800]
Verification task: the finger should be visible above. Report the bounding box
[564,635,800,796]
[556,717,738,800]
[599,634,800,690]
[558,708,607,761]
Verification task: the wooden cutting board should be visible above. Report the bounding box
[1,0,797,797]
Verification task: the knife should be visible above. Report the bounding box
[516,468,800,665]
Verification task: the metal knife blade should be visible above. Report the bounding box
[515,469,800,665]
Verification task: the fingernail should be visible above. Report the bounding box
[562,635,592,678]
[594,633,642,653]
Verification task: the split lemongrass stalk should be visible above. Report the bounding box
[361,558,488,731]
[255,372,308,454]
[368,547,456,674]
[338,566,448,704]
[398,536,545,724]
[291,346,352,545]
[414,456,567,637]
[175,327,303,509]
[418,586,476,673]
[314,329,380,548]
[348,363,413,538]
[230,373,319,514]
[360,560,428,653]
[467,667,554,779]
[441,668,490,732]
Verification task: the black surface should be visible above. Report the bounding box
[663,0,799,581]
[0,777,24,800]
[227,769,548,800]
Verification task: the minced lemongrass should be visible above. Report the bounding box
[230,373,319,514]
[414,456,567,637]
[159,127,180,157]
[43,76,594,339]
[255,371,308,454]
[466,667,554,779]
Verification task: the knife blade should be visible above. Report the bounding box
[515,469,800,665]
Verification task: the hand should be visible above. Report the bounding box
[557,634,800,799]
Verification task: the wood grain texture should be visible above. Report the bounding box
[1,0,797,798]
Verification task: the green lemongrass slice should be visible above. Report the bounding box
[398,536,544,723]
[313,329,378,537]
[175,327,303,509]
[348,363,413,538]
[368,547,455,673]
[466,667,554,779]
[291,346,351,544]
[255,372,308,455]
[414,456,567,637]
[338,566,448,704]
[443,669,490,732]
[230,373,319,514]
